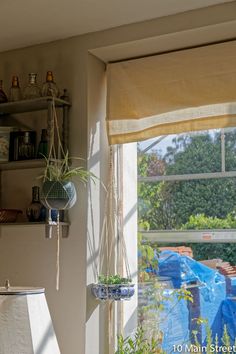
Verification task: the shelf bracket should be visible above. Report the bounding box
[45,222,70,239]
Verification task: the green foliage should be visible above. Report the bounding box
[182,213,236,230]
[98,274,132,285]
[191,320,232,354]
[116,326,166,354]
[138,230,159,282]
[40,152,95,183]
[175,288,193,303]
[181,214,236,265]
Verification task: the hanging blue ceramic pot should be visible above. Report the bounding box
[40,180,77,210]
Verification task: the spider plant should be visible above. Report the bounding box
[39,151,96,184]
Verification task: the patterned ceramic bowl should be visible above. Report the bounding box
[92,283,135,301]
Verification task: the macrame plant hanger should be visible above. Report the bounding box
[96,146,132,286]
[94,146,132,350]
[45,98,66,291]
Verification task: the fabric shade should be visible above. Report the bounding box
[0,286,60,354]
[106,40,236,145]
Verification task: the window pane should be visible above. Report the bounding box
[138,129,222,177]
[139,178,236,230]
[137,128,236,351]
[225,127,236,171]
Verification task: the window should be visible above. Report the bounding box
[138,127,236,243]
[137,128,236,352]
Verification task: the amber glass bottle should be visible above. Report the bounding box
[9,76,22,101]
[42,71,59,97]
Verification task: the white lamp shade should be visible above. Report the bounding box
[0,287,60,354]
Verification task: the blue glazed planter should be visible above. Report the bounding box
[40,181,77,210]
[91,283,135,301]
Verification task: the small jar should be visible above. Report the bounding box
[18,131,35,160]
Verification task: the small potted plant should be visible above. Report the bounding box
[92,274,135,301]
[40,152,93,210]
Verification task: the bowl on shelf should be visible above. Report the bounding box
[0,209,22,223]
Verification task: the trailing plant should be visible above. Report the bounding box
[39,152,95,184]
[98,274,132,285]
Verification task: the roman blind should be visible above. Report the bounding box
[106,40,236,145]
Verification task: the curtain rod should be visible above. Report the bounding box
[109,36,236,64]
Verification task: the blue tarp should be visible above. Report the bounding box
[158,251,226,345]
[158,250,225,292]
[189,283,226,344]
[159,290,189,353]
[222,298,236,344]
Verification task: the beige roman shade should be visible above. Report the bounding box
[106,40,236,145]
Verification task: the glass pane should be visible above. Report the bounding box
[138,239,236,351]
[225,127,236,171]
[138,178,236,230]
[138,129,222,177]
[137,128,236,352]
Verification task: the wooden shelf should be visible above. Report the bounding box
[0,222,69,226]
[0,97,71,238]
[0,97,70,115]
[0,159,45,171]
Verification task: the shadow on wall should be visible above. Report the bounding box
[86,284,100,322]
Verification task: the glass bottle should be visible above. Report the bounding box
[0,80,8,103]
[23,73,41,99]
[27,186,45,222]
[9,76,22,101]
[37,129,48,158]
[42,71,59,97]
[18,131,35,160]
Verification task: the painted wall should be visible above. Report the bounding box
[0,2,235,353]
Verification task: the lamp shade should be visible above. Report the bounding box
[0,284,60,354]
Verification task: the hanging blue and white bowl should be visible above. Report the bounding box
[91,283,135,301]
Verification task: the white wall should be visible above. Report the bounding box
[86,54,108,354]
[0,38,90,354]
[0,2,235,353]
